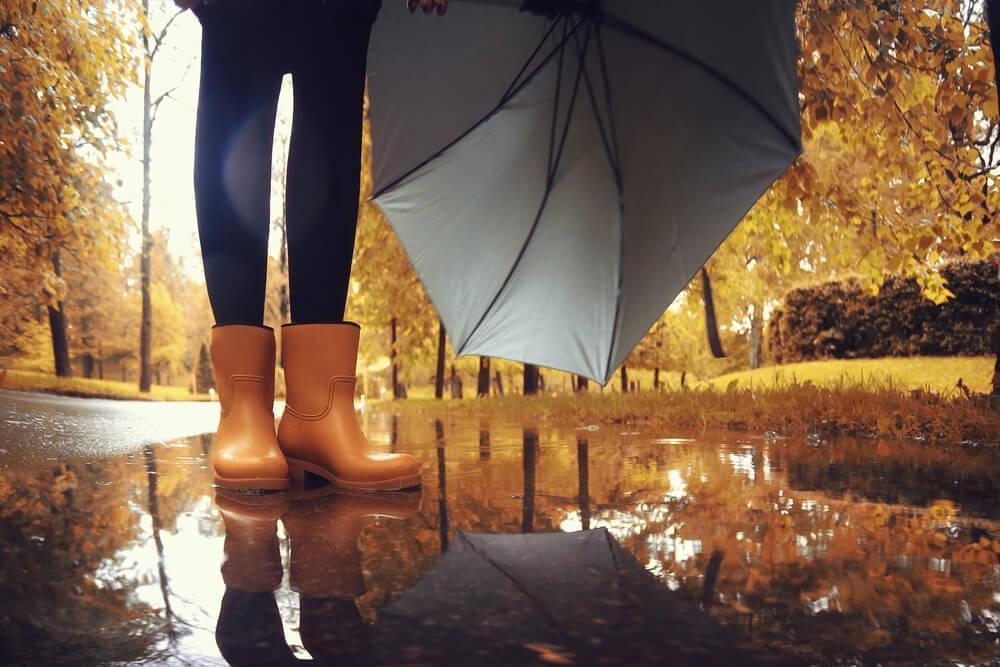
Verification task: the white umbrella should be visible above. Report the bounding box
[367,0,801,383]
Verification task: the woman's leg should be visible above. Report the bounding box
[194,4,283,326]
[284,1,381,324]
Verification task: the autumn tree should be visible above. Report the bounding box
[796,0,996,291]
[636,1,999,378]
[137,0,189,392]
[0,1,137,376]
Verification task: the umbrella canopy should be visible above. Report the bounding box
[375,528,797,665]
[367,0,801,384]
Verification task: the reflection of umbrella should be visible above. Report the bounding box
[367,1,801,383]
[375,528,797,665]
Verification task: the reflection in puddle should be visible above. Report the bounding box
[1,413,998,665]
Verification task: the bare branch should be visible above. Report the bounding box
[150,10,184,59]
[0,209,30,235]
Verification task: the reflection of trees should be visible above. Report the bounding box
[356,417,1000,665]
[577,438,590,531]
[784,437,1000,518]
[0,459,160,663]
[435,419,448,552]
[522,427,537,533]
[553,443,1000,665]
[151,435,220,535]
[143,445,177,644]
[0,434,221,664]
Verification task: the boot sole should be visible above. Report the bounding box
[213,473,289,492]
[286,457,422,492]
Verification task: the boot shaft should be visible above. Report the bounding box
[281,323,361,416]
[210,325,277,412]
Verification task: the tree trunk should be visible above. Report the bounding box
[992,322,1000,396]
[521,427,538,533]
[749,304,763,369]
[390,316,401,399]
[477,356,490,397]
[449,364,463,399]
[82,354,95,379]
[47,251,72,378]
[479,421,490,460]
[196,342,215,393]
[435,319,446,399]
[47,305,72,378]
[653,367,660,390]
[523,363,539,396]
[577,438,590,530]
[620,365,628,393]
[493,369,504,396]
[701,267,726,358]
[144,446,177,641]
[575,375,589,392]
[98,342,105,380]
[680,370,687,387]
[138,3,154,393]
[436,432,449,552]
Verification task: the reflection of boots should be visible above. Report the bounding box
[211,325,289,490]
[283,487,421,597]
[282,488,421,664]
[277,323,421,491]
[214,491,294,666]
[216,490,287,592]
[217,590,294,666]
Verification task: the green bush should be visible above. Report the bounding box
[768,260,999,362]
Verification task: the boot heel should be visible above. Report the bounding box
[286,457,332,487]
[287,458,308,482]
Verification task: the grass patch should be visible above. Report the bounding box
[0,369,210,402]
[711,356,994,395]
[371,375,999,446]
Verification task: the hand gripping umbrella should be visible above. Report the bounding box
[367,0,801,384]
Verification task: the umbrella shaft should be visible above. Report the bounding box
[521,0,601,18]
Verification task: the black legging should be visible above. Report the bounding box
[193,0,381,326]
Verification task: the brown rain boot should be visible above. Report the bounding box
[277,322,422,491]
[283,487,422,598]
[214,491,295,665]
[210,324,289,491]
[215,490,288,592]
[283,488,421,663]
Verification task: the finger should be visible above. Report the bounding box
[421,0,434,14]
[435,0,447,15]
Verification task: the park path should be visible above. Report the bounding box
[0,388,224,460]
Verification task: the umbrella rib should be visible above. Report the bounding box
[371,16,588,200]
[458,533,580,651]
[547,21,592,185]
[601,13,800,152]
[600,528,632,610]
[595,23,625,384]
[545,19,567,182]
[455,20,594,356]
[501,15,565,103]
[594,24,623,192]
[571,23,622,192]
